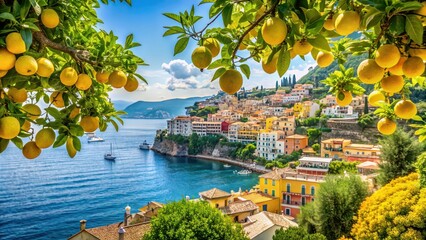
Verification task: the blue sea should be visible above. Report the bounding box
[0,119,259,240]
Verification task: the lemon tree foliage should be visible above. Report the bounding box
[351,173,426,239]
[0,0,146,158]
[164,0,426,140]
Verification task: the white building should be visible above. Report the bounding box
[243,211,298,240]
[256,131,285,160]
[167,116,193,136]
[282,94,302,104]
[192,121,222,136]
[322,105,358,118]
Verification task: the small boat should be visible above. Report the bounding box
[87,132,104,143]
[104,143,116,160]
[223,164,231,168]
[139,140,150,150]
[234,169,252,175]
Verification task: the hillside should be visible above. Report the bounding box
[123,97,210,119]
[112,100,132,111]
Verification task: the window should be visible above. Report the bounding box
[285,208,291,215]
[264,178,268,185]
[262,204,267,211]
[272,180,276,186]
[272,190,275,197]
[286,183,291,192]
[302,197,306,206]
[311,186,315,196]
[301,185,306,195]
[264,189,268,194]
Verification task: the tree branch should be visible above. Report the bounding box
[231,1,280,65]
[33,31,98,66]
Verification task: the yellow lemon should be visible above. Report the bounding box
[50,91,65,108]
[323,15,336,31]
[191,46,212,69]
[357,59,384,84]
[293,40,313,56]
[381,75,404,93]
[388,57,407,76]
[80,116,99,133]
[75,74,92,91]
[0,70,7,78]
[41,9,60,28]
[6,32,26,54]
[35,128,56,149]
[377,118,397,135]
[8,87,27,103]
[402,56,425,78]
[335,91,353,107]
[15,56,38,76]
[408,47,426,61]
[36,58,54,78]
[375,44,400,68]
[368,90,385,107]
[316,51,334,68]
[22,104,41,120]
[124,76,139,92]
[203,38,220,58]
[219,69,243,95]
[69,107,80,119]
[261,55,278,74]
[66,137,77,158]
[22,141,42,159]
[96,71,110,83]
[261,17,287,46]
[22,120,31,132]
[394,100,417,120]
[0,48,16,71]
[60,67,78,86]
[335,11,360,36]
[0,116,21,140]
[108,70,127,88]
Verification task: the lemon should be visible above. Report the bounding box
[262,55,278,74]
[377,118,397,135]
[415,2,426,16]
[0,70,7,78]
[22,141,42,159]
[35,128,56,149]
[408,48,426,61]
[50,91,65,108]
[357,59,384,84]
[36,58,54,78]
[22,104,41,120]
[316,51,334,68]
[368,90,385,107]
[0,116,21,140]
[293,40,313,56]
[203,38,220,58]
[336,91,353,106]
[108,70,127,88]
[69,107,80,119]
[96,71,110,83]
[22,120,31,132]
[375,44,400,68]
[6,32,26,54]
[261,17,287,46]
[41,9,60,28]
[0,48,16,71]
[323,15,336,31]
[124,76,139,92]
[75,74,92,91]
[66,137,77,158]
[335,11,360,36]
[15,56,38,76]
[191,46,212,69]
[394,100,417,120]
[80,116,99,133]
[8,87,27,103]
[381,75,404,93]
[388,57,407,76]
[219,69,243,95]
[60,67,78,86]
[402,56,425,78]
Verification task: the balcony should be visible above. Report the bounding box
[324,147,343,152]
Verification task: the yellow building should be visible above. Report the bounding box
[321,138,351,160]
[321,138,381,162]
[234,191,280,214]
[199,188,231,208]
[293,103,303,118]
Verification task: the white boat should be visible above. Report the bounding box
[223,164,231,168]
[104,143,116,160]
[233,169,252,175]
[139,140,150,150]
[87,132,104,143]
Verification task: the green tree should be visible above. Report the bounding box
[357,113,375,130]
[273,227,326,240]
[275,80,279,91]
[143,200,248,240]
[328,161,359,175]
[238,143,256,161]
[307,128,321,145]
[265,160,285,169]
[311,143,320,153]
[377,129,423,185]
[299,174,368,239]
[416,152,426,188]
[0,0,145,158]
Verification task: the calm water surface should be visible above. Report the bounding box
[0,119,258,240]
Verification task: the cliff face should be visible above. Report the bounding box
[324,119,381,144]
[151,138,188,157]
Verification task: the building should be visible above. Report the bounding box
[167,116,192,136]
[220,200,259,223]
[258,157,332,218]
[282,94,302,104]
[243,211,298,240]
[321,138,381,162]
[271,116,296,136]
[320,94,336,107]
[199,188,231,208]
[321,138,352,160]
[228,122,261,144]
[280,134,309,155]
[256,131,286,160]
[322,105,359,118]
[233,191,280,214]
[192,121,223,136]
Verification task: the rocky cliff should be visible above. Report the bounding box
[324,118,381,144]
[151,138,188,157]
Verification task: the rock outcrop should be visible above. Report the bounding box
[151,138,188,157]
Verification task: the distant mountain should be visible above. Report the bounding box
[113,100,132,111]
[123,97,210,119]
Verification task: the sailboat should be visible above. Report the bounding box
[104,143,116,160]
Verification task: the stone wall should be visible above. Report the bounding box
[324,118,381,144]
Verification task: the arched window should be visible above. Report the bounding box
[301,185,306,195]
[311,186,315,196]
[286,183,291,192]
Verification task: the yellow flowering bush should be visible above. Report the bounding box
[351,173,426,239]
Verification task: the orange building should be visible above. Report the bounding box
[279,134,309,155]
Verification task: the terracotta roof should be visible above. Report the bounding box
[85,222,151,240]
[357,161,380,170]
[243,211,298,239]
[259,168,289,180]
[286,134,308,139]
[199,188,231,199]
[221,200,258,215]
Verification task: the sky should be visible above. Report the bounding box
[96,0,316,102]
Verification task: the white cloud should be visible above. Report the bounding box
[161,59,202,79]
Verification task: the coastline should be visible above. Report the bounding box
[189,154,269,174]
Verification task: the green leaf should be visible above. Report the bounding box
[163,26,185,37]
[412,115,424,122]
[72,136,81,151]
[0,139,9,153]
[29,0,41,15]
[11,137,23,149]
[53,134,67,148]
[110,119,119,131]
[21,21,40,31]
[124,34,134,49]
[240,64,250,79]
[277,47,290,77]
[211,67,226,82]
[20,29,32,51]
[174,37,189,56]
[69,125,84,136]
[338,91,345,101]
[20,0,31,19]
[389,15,405,35]
[45,107,62,119]
[307,35,331,52]
[163,13,181,23]
[0,12,18,23]
[222,4,233,27]
[406,14,423,45]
